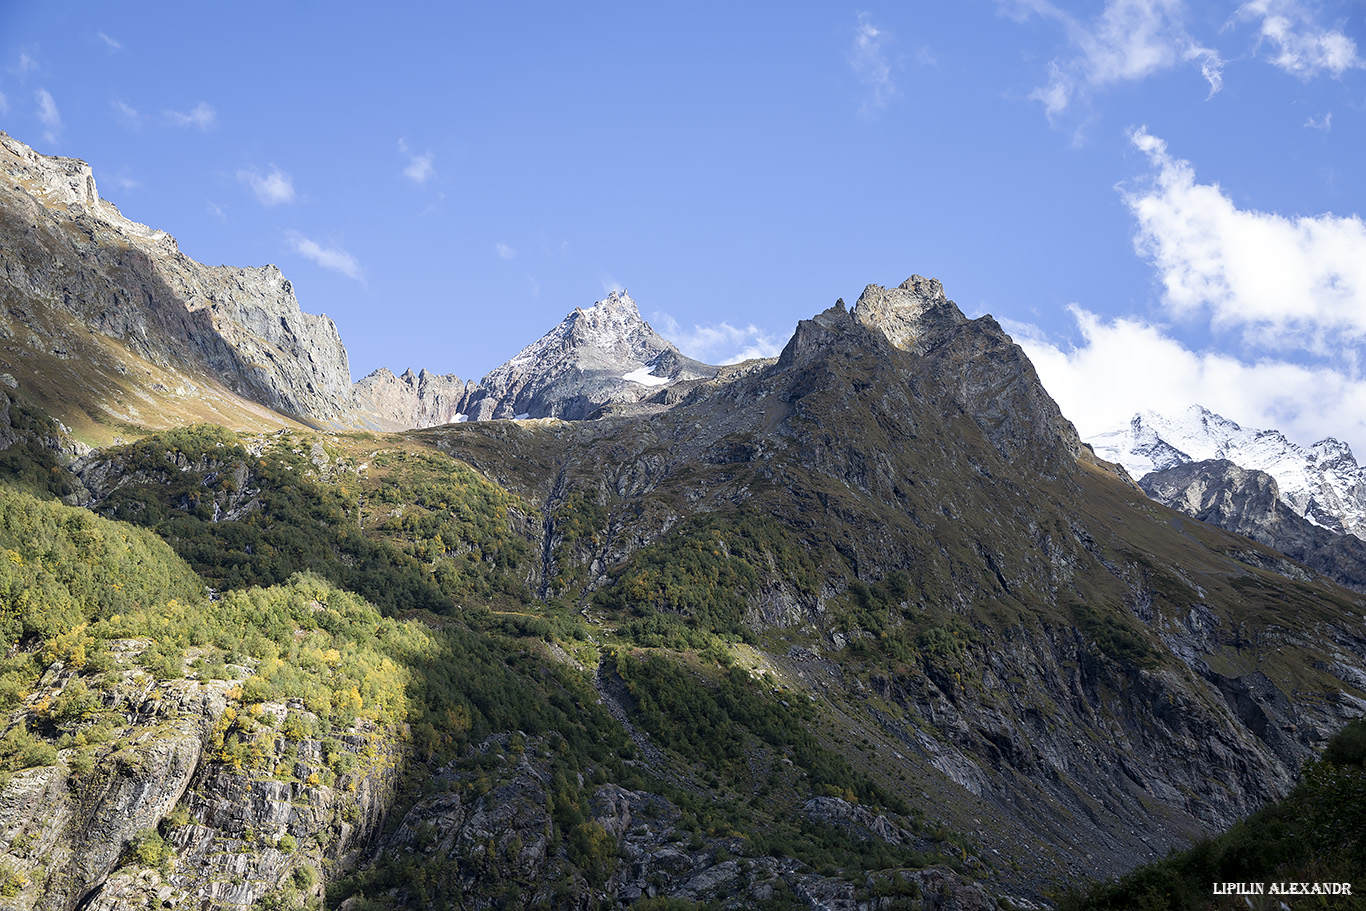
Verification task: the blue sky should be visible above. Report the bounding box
[2,2,1364,454]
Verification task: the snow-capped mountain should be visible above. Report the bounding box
[458,289,718,421]
[1091,405,1366,539]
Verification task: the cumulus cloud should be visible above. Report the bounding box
[849,12,899,114]
[286,231,363,281]
[1009,0,1223,120]
[495,243,517,261]
[398,139,435,184]
[1124,128,1366,358]
[653,313,786,365]
[35,88,61,143]
[1007,129,1366,457]
[166,102,217,130]
[237,166,295,206]
[1011,308,1366,457]
[1237,0,1363,78]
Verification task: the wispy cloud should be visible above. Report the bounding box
[495,243,517,261]
[849,12,899,114]
[9,49,37,81]
[601,274,625,294]
[0,93,8,116]
[206,201,226,221]
[237,166,295,206]
[1306,111,1332,130]
[1008,0,1223,121]
[1124,128,1366,358]
[286,231,363,281]
[398,138,435,184]
[106,171,139,193]
[35,88,61,144]
[1237,0,1363,78]
[112,99,142,128]
[97,31,122,52]
[166,102,217,130]
[653,313,785,365]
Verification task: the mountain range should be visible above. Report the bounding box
[0,131,1364,910]
[1091,405,1366,540]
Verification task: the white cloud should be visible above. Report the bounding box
[107,173,139,193]
[653,313,786,365]
[850,12,899,114]
[97,32,122,51]
[1011,308,1366,458]
[1124,128,1366,358]
[34,88,61,143]
[206,201,226,221]
[237,166,295,206]
[495,243,517,261]
[286,231,363,281]
[398,139,435,184]
[1010,0,1223,120]
[10,50,37,80]
[1237,0,1363,78]
[166,102,217,130]
[1306,111,1332,130]
[112,99,142,128]
[601,275,625,294]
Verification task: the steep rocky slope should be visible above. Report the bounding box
[409,277,1366,889]
[1140,459,1366,592]
[0,132,356,434]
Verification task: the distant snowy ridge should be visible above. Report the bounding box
[1090,405,1366,540]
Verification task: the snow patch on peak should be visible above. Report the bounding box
[622,365,669,387]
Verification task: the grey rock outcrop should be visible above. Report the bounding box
[1141,459,1366,592]
[0,132,357,425]
[352,367,476,430]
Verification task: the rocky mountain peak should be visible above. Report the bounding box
[0,130,176,250]
[457,292,717,421]
[851,274,966,354]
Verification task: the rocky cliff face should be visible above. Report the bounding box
[458,290,719,421]
[0,641,397,911]
[352,367,475,431]
[1140,459,1366,592]
[0,132,357,427]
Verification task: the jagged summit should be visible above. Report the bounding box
[460,290,717,421]
[1091,405,1366,539]
[852,274,967,354]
